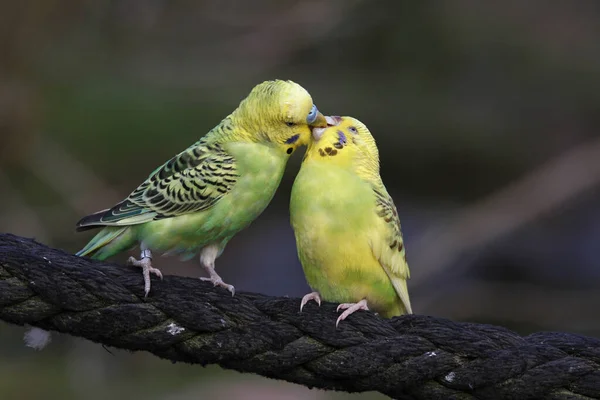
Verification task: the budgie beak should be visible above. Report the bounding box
[309,111,328,129]
[312,115,342,141]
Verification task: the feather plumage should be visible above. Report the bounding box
[76,137,239,230]
[291,116,412,319]
[76,79,327,295]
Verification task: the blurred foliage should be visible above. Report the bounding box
[1,1,600,398]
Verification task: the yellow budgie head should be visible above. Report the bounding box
[233,80,327,156]
[305,116,381,178]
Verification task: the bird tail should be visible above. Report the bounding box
[390,276,413,315]
[76,226,131,260]
[75,208,111,232]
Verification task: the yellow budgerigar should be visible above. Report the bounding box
[290,116,412,326]
[76,80,326,296]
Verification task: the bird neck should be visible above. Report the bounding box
[207,113,259,144]
[353,155,382,186]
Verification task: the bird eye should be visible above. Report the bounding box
[348,126,358,134]
[306,104,318,124]
[286,121,296,127]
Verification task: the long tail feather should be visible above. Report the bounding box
[76,226,129,259]
[390,277,413,314]
[75,208,110,232]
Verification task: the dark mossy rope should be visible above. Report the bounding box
[0,233,599,399]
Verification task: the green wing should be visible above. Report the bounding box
[76,138,238,231]
[372,184,413,313]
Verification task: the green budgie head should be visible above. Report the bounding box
[233,80,327,156]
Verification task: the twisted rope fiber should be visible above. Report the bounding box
[0,234,599,399]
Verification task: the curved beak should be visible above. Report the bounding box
[312,115,342,141]
[309,111,327,129]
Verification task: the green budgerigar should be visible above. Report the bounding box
[290,116,412,326]
[77,80,326,296]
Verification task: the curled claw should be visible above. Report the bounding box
[336,299,369,327]
[300,292,321,312]
[200,276,235,296]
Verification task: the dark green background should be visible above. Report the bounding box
[1,1,599,399]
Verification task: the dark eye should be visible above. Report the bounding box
[348,126,358,134]
[286,147,293,154]
[286,122,296,127]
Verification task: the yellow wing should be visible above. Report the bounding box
[371,184,413,314]
[76,136,239,230]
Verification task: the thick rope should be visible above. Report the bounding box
[0,233,599,399]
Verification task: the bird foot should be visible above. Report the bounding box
[200,273,235,296]
[336,299,369,327]
[300,291,321,312]
[127,256,163,297]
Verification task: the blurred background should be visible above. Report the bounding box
[1,0,600,399]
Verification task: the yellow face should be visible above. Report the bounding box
[238,80,327,156]
[305,116,380,169]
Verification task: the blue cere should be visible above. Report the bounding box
[307,104,318,124]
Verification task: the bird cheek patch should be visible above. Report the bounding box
[285,134,300,144]
[332,130,347,150]
[337,131,348,145]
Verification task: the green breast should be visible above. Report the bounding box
[217,141,288,230]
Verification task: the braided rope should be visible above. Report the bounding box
[0,233,599,399]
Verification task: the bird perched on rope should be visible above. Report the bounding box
[76,80,327,297]
[290,116,412,326]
